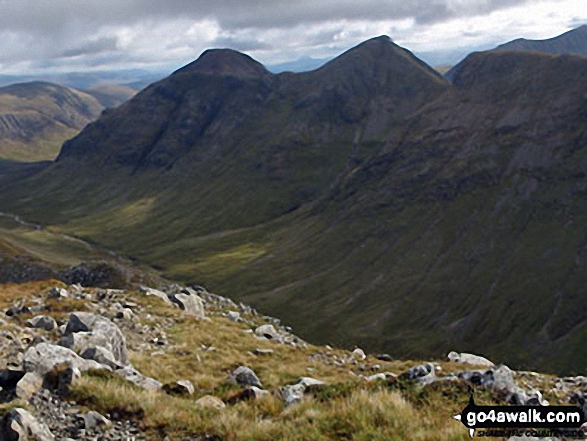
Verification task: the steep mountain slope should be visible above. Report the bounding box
[2,38,587,374]
[0,81,103,161]
[494,24,587,56]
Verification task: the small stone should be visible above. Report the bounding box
[48,287,69,299]
[84,411,112,430]
[252,348,274,356]
[377,354,394,362]
[26,315,57,332]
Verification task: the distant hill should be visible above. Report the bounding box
[0,81,103,161]
[3,37,587,375]
[494,25,587,56]
[85,84,137,108]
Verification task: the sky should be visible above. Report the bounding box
[0,0,584,77]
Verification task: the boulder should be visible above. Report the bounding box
[281,383,306,405]
[402,363,436,384]
[448,351,494,367]
[0,408,55,441]
[163,380,195,396]
[23,343,108,376]
[63,312,128,365]
[255,324,279,340]
[83,411,112,430]
[227,311,241,322]
[15,372,43,400]
[138,286,171,304]
[352,348,366,360]
[43,363,82,396]
[297,377,327,388]
[26,316,56,332]
[229,366,263,388]
[48,287,68,299]
[169,292,205,319]
[240,386,270,401]
[115,366,162,391]
[80,346,122,370]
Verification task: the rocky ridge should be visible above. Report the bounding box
[0,280,586,440]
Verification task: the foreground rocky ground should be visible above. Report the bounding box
[0,279,585,440]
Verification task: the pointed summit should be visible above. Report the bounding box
[174,49,270,79]
[316,35,447,85]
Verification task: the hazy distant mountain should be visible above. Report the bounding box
[268,56,331,73]
[0,69,167,93]
[3,37,587,374]
[494,25,587,56]
[0,81,103,161]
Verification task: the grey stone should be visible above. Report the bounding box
[138,286,171,304]
[63,312,128,365]
[115,366,162,391]
[23,343,109,376]
[281,383,306,405]
[80,346,122,370]
[169,292,205,318]
[297,377,327,388]
[448,351,494,367]
[241,386,270,400]
[255,324,279,340]
[402,363,436,384]
[26,316,57,332]
[229,366,263,388]
[227,311,241,322]
[252,348,274,356]
[83,411,112,430]
[163,379,195,396]
[48,287,68,299]
[1,408,55,440]
[15,372,44,400]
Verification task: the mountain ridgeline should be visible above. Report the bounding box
[494,24,587,56]
[2,36,587,375]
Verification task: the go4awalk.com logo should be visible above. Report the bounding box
[453,395,587,438]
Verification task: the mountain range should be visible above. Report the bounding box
[495,24,587,56]
[2,34,587,375]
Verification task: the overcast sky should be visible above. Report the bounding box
[0,0,584,76]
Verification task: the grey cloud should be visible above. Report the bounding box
[0,0,537,34]
[60,37,119,58]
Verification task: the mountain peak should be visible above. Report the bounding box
[174,49,270,78]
